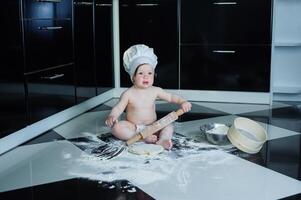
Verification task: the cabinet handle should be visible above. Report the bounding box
[96,3,112,7]
[136,4,159,6]
[213,2,237,5]
[212,50,236,53]
[36,0,62,2]
[74,2,93,6]
[38,26,63,30]
[41,74,65,80]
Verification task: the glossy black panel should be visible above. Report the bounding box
[95,0,114,94]
[73,0,97,102]
[23,0,72,19]
[24,19,73,72]
[180,45,270,92]
[0,0,27,139]
[119,0,178,88]
[0,178,154,200]
[266,135,301,180]
[25,65,75,124]
[181,0,271,45]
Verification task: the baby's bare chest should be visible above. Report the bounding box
[128,93,157,108]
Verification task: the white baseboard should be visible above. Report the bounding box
[114,88,271,104]
[273,93,301,102]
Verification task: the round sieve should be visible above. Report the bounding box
[227,117,267,154]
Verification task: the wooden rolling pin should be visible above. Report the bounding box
[126,109,185,146]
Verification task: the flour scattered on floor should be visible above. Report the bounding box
[108,185,115,189]
[67,133,236,192]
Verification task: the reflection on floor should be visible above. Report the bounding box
[1,99,301,200]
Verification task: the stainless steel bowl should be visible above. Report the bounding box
[200,123,230,145]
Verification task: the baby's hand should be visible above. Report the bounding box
[181,101,192,113]
[105,115,118,128]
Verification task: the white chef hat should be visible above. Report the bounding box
[123,44,158,80]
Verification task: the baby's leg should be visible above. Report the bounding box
[156,124,173,150]
[111,121,136,140]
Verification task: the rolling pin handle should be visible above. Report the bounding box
[176,109,185,116]
[126,133,143,146]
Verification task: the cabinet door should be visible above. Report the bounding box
[73,0,97,102]
[180,45,270,92]
[25,65,75,124]
[23,0,71,19]
[24,19,73,72]
[0,0,27,139]
[95,0,114,94]
[181,0,271,45]
[119,0,178,88]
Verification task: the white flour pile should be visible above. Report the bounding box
[66,134,236,191]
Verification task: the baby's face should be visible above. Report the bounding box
[133,64,154,89]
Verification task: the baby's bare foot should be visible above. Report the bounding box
[144,135,158,143]
[156,139,173,150]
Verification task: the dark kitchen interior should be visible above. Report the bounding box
[1,0,301,199]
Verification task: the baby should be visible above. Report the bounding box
[105,44,192,150]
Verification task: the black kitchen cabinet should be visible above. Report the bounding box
[73,0,97,103]
[181,0,271,45]
[73,0,114,102]
[22,0,72,19]
[180,45,270,92]
[180,0,271,92]
[2,0,75,131]
[95,0,114,94]
[1,0,27,139]
[23,0,75,124]
[25,65,75,124]
[119,0,178,88]
[24,19,73,72]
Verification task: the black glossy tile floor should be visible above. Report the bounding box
[0,99,301,200]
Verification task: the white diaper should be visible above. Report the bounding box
[136,124,146,133]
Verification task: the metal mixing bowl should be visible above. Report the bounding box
[200,123,230,145]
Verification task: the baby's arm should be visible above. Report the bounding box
[156,88,192,112]
[105,91,129,127]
